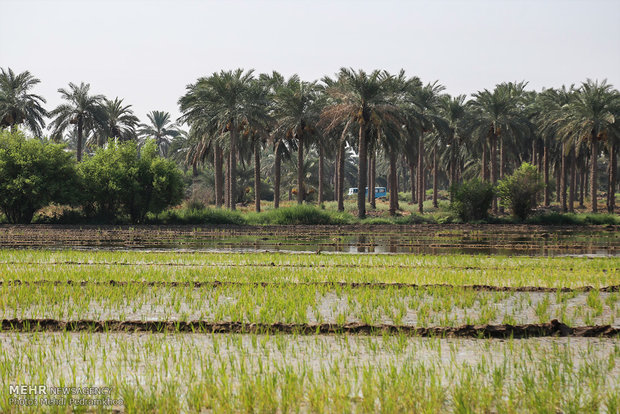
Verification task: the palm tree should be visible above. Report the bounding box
[49,82,105,161]
[469,82,530,213]
[0,68,47,136]
[322,68,402,219]
[96,97,139,146]
[272,75,322,205]
[403,81,448,213]
[138,110,180,157]
[553,79,619,213]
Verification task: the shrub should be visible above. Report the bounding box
[247,205,353,225]
[0,130,78,223]
[497,163,544,221]
[449,179,494,222]
[151,207,246,225]
[79,140,184,223]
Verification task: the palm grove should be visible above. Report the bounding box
[1,66,619,222]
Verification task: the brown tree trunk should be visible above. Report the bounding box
[274,142,281,209]
[214,143,223,208]
[225,153,230,209]
[337,140,345,212]
[297,136,304,205]
[491,132,498,214]
[357,124,367,219]
[569,149,576,213]
[543,144,550,206]
[432,146,438,208]
[409,161,416,204]
[561,145,567,212]
[370,153,376,209]
[76,118,83,162]
[417,134,425,213]
[555,164,561,204]
[318,143,324,205]
[229,126,237,210]
[580,163,586,208]
[609,142,616,213]
[254,140,261,213]
[389,150,398,216]
[591,136,598,213]
[482,138,489,182]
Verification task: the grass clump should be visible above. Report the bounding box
[247,205,354,225]
[526,212,620,226]
[152,207,246,225]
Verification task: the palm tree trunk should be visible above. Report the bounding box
[561,145,567,212]
[609,142,616,213]
[254,140,261,213]
[417,134,424,213]
[555,163,561,204]
[543,144,550,206]
[337,139,345,212]
[76,118,83,162]
[335,145,340,203]
[569,149,576,213]
[229,125,237,210]
[225,153,230,209]
[409,161,415,204]
[432,146,438,208]
[357,124,367,219]
[318,143,324,205]
[297,137,304,204]
[214,143,223,208]
[274,142,281,209]
[370,152,376,209]
[481,139,489,182]
[389,150,398,216]
[591,136,598,213]
[491,132,498,214]
[580,163,586,208]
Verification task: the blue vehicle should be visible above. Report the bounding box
[347,187,387,198]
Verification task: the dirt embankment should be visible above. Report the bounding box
[1,319,617,338]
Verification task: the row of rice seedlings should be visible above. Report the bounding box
[0,333,618,413]
[1,259,617,289]
[2,284,618,327]
[1,249,617,274]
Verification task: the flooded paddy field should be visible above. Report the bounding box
[1,226,619,412]
[0,223,618,255]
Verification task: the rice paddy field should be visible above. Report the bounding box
[1,224,619,413]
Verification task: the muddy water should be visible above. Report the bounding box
[1,224,618,256]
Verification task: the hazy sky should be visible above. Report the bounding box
[1,0,619,131]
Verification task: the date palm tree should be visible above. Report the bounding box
[0,68,47,136]
[96,97,139,145]
[553,79,619,213]
[49,82,105,161]
[138,110,180,157]
[272,75,322,205]
[322,68,402,218]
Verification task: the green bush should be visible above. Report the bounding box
[0,130,78,223]
[497,163,544,221]
[151,207,246,225]
[449,179,494,222]
[79,140,184,223]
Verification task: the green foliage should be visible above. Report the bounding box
[497,163,544,221]
[79,140,184,223]
[247,205,353,225]
[151,207,246,225]
[0,130,78,223]
[526,212,620,226]
[449,179,494,222]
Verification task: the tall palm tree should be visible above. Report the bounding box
[138,110,180,157]
[553,79,619,213]
[49,82,105,161]
[0,68,47,136]
[403,81,448,213]
[96,97,139,146]
[469,82,530,213]
[272,75,322,205]
[322,68,402,218]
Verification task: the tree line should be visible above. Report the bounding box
[1,67,618,218]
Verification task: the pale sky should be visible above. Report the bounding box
[1,0,619,132]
